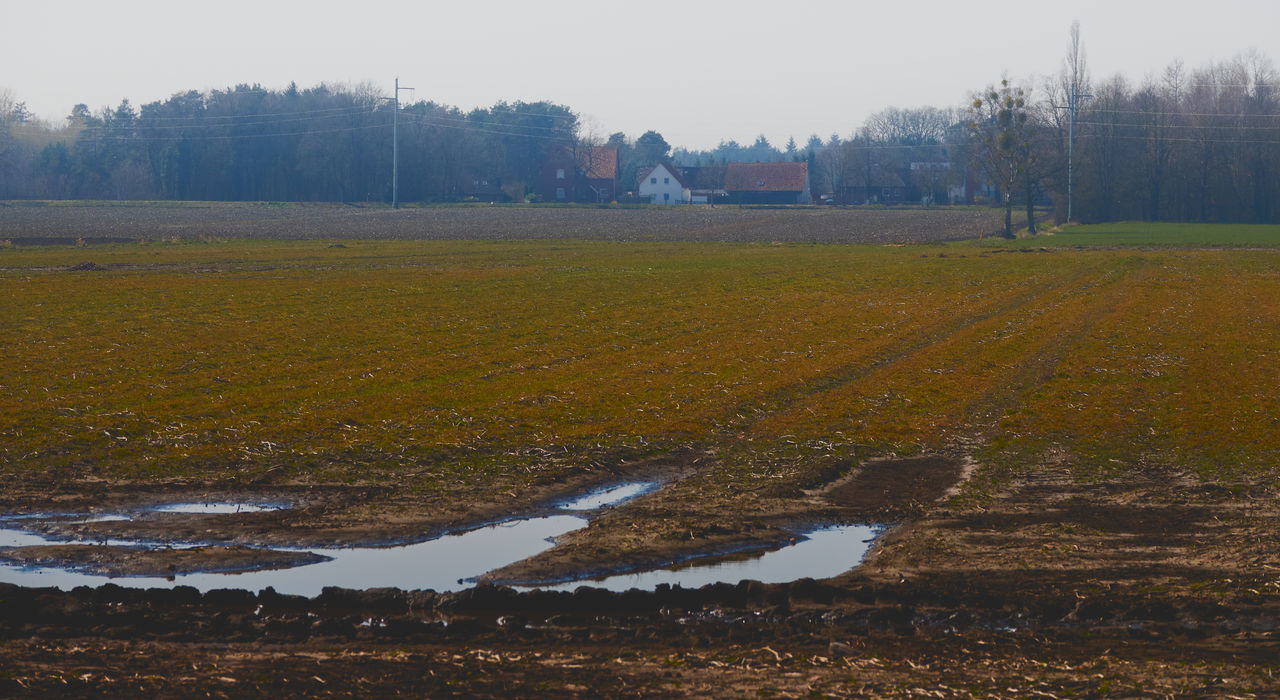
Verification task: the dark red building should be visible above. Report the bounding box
[539,145,619,203]
[723,162,811,204]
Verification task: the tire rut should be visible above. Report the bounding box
[719,256,1127,437]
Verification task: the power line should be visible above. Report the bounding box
[99,111,380,132]
[1074,120,1280,131]
[1074,132,1280,146]
[114,105,373,124]
[69,122,390,142]
[1077,108,1280,119]
[397,113,576,141]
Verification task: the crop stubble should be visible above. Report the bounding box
[1,205,1279,696]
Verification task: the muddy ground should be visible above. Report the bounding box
[1,453,1278,698]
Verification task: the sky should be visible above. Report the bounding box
[3,0,1278,151]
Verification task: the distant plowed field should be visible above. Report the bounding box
[0,201,1007,244]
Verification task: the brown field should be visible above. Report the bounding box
[0,200,1007,243]
[0,204,1278,698]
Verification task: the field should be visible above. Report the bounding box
[0,200,1008,244]
[1,203,1279,697]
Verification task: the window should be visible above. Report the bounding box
[664,177,670,185]
[664,193,670,201]
[556,187,566,200]
[556,169,566,180]
[650,177,657,184]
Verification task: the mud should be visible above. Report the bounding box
[482,455,965,586]
[0,544,327,577]
[819,455,967,519]
[1,456,1278,696]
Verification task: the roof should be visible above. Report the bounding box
[637,163,691,189]
[577,146,618,181]
[723,162,808,192]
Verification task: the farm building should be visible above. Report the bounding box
[723,162,810,204]
[539,145,619,203]
[637,163,691,204]
[838,171,909,205]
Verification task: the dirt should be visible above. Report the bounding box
[0,201,1008,244]
[0,452,701,576]
[819,455,967,520]
[0,544,327,577]
[2,453,1277,697]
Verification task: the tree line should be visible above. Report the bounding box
[1,37,1277,226]
[0,82,579,203]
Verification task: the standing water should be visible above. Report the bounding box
[0,485,884,596]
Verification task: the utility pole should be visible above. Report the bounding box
[1064,22,1089,224]
[1066,82,1092,223]
[391,77,414,208]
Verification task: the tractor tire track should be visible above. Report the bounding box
[718,256,1128,436]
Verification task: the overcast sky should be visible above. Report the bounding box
[4,0,1277,150]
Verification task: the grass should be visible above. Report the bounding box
[971,221,1280,248]
[3,230,1278,500]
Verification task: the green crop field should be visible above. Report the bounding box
[3,226,1277,532]
[976,221,1280,248]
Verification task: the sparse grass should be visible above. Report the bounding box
[970,221,1280,248]
[3,229,1278,497]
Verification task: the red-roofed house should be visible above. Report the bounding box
[723,162,811,204]
[540,145,619,203]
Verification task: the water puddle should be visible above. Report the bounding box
[532,524,884,592]
[75,501,289,523]
[558,482,658,511]
[152,502,286,515]
[0,485,885,596]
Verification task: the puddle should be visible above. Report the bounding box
[152,502,286,515]
[0,515,589,597]
[532,524,884,593]
[0,489,886,596]
[558,482,658,511]
[70,501,290,523]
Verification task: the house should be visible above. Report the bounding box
[839,171,908,204]
[539,145,619,203]
[455,170,509,202]
[723,162,810,204]
[637,163,691,204]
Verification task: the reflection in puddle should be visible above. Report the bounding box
[76,502,289,523]
[0,516,589,597]
[534,524,884,593]
[559,482,657,511]
[0,529,57,549]
[0,489,884,596]
[153,502,285,515]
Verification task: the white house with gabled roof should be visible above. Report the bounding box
[638,163,691,204]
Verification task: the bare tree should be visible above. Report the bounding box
[864,106,954,146]
[814,134,849,200]
[1043,22,1092,222]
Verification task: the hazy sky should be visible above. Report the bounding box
[4,0,1278,150]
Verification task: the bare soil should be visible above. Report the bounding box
[0,544,327,577]
[1,453,1277,697]
[0,201,1008,244]
[2,208,1274,696]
